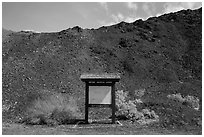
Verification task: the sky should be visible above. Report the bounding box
[2,2,202,32]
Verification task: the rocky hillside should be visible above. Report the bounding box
[2,28,14,41]
[2,8,202,122]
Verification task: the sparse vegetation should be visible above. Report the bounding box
[167,93,200,110]
[115,90,159,124]
[142,91,202,128]
[21,90,81,126]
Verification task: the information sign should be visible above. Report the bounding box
[89,86,111,104]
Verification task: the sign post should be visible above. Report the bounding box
[80,73,120,124]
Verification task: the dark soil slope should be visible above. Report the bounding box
[2,28,14,41]
[2,8,202,122]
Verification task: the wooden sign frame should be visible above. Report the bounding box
[80,73,120,124]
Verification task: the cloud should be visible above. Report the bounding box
[180,2,196,9]
[142,3,152,17]
[99,12,141,27]
[111,13,124,23]
[111,12,143,24]
[164,3,184,13]
[98,13,125,27]
[98,2,140,27]
[98,20,116,27]
[126,2,138,11]
[163,2,201,14]
[98,2,202,28]
[98,2,108,12]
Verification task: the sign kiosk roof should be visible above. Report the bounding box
[80,73,120,82]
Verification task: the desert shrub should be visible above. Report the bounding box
[133,89,146,98]
[116,90,128,109]
[143,91,201,128]
[160,99,201,127]
[167,93,185,102]
[184,95,200,110]
[115,90,159,123]
[142,108,159,119]
[167,93,200,110]
[21,90,81,126]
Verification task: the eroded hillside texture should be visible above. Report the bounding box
[2,8,202,122]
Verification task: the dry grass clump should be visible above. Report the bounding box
[21,89,81,126]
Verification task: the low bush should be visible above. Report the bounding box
[142,108,159,119]
[184,95,200,110]
[160,99,201,128]
[143,91,201,128]
[134,89,146,98]
[167,93,200,110]
[116,90,128,110]
[21,89,81,126]
[115,90,159,124]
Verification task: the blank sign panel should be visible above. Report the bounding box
[89,86,111,104]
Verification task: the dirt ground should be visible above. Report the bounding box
[2,121,202,135]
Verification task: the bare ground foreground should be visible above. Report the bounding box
[2,122,201,135]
